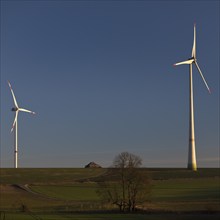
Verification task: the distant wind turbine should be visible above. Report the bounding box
[8,81,36,168]
[173,24,210,171]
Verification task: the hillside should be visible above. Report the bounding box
[0,168,219,220]
[1,168,219,184]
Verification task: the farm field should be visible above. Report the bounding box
[0,168,219,220]
[2,213,220,220]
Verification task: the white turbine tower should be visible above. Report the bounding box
[8,81,36,168]
[174,24,210,171]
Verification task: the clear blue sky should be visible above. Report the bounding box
[0,0,219,168]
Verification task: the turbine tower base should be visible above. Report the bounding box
[187,163,197,171]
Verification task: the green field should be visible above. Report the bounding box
[0,168,219,220]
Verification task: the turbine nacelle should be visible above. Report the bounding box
[11,107,18,112]
[189,57,196,62]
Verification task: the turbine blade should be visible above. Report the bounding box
[194,61,211,93]
[8,81,19,108]
[11,111,18,132]
[19,108,36,114]
[192,23,196,58]
[173,59,194,66]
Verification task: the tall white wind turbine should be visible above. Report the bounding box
[8,81,36,168]
[173,24,210,171]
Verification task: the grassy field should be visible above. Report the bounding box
[0,168,106,184]
[30,183,100,201]
[0,168,219,220]
[2,212,220,220]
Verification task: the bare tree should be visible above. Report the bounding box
[113,152,142,168]
[97,152,151,212]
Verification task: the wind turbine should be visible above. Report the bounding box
[173,24,210,171]
[8,81,36,168]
